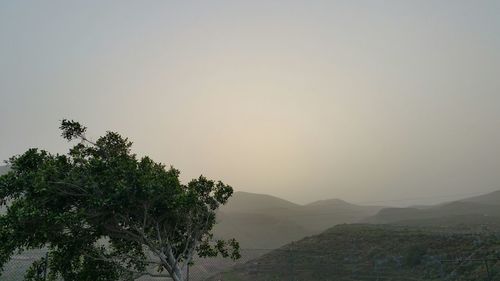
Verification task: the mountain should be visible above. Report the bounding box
[459,190,500,205]
[214,212,310,249]
[216,191,385,247]
[391,214,500,232]
[214,192,314,249]
[365,190,500,225]
[298,199,384,232]
[209,224,500,281]
[219,191,300,214]
[190,192,385,281]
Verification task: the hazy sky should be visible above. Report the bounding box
[1,1,499,206]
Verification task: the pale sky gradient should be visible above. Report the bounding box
[1,1,499,206]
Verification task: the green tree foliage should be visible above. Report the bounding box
[0,120,240,281]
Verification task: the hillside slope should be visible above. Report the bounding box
[209,224,500,281]
[366,190,500,225]
[219,191,300,214]
[214,212,311,249]
[218,192,384,241]
[297,199,384,232]
[194,192,385,280]
[460,190,500,206]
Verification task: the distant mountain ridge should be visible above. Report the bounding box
[365,190,500,225]
[197,192,387,281]
[306,198,354,207]
[219,191,300,214]
[459,190,500,205]
[216,191,385,248]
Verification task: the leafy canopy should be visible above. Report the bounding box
[0,120,239,281]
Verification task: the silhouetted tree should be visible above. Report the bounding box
[0,120,239,281]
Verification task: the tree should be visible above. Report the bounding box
[0,120,240,281]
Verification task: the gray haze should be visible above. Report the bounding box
[1,1,499,206]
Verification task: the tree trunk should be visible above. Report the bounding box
[172,265,184,281]
[162,262,184,281]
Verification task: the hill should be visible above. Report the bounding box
[215,191,385,247]
[214,212,310,249]
[209,224,500,281]
[192,192,385,280]
[365,190,500,225]
[460,190,500,206]
[219,191,300,214]
[297,199,383,232]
